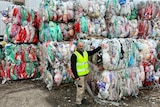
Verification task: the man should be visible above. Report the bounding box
[71,41,104,106]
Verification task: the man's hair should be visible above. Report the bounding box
[76,40,84,47]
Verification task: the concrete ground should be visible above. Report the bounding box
[0,79,160,107]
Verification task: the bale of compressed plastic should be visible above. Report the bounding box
[39,0,75,23]
[2,44,40,82]
[38,41,75,89]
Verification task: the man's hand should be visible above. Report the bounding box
[75,78,80,81]
[100,43,107,48]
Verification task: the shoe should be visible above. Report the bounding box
[82,99,90,105]
[75,104,81,107]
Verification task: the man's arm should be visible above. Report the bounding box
[71,54,79,79]
[87,46,101,56]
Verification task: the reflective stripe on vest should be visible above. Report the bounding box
[74,51,89,76]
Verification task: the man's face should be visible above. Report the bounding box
[77,42,84,52]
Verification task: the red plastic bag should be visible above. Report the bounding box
[74,21,80,33]
[27,12,31,22]
[6,63,11,79]
[13,7,19,17]
[144,3,152,20]
[32,12,41,29]
[32,32,39,43]
[16,27,27,43]
[138,21,145,38]
[0,63,5,78]
[21,62,28,79]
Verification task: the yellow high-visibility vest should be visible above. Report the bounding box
[74,50,89,76]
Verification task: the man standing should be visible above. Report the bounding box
[71,41,104,106]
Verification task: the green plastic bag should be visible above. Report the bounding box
[5,24,10,42]
[47,45,55,62]
[80,16,88,34]
[5,44,16,63]
[20,7,28,25]
[25,63,35,77]
[127,6,138,20]
[57,24,63,41]
[49,21,57,41]
[0,46,5,60]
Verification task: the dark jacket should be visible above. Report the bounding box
[71,46,101,79]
